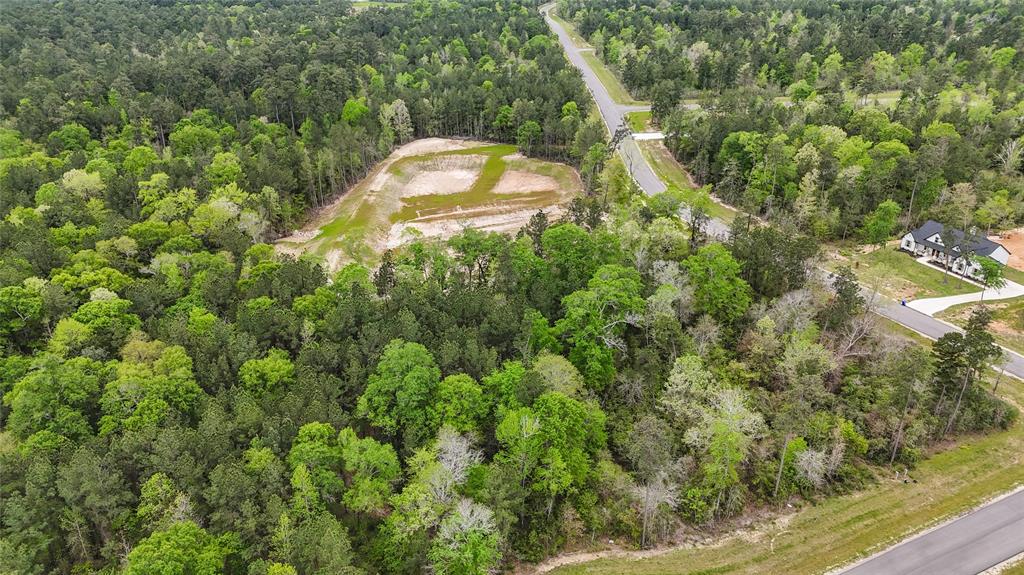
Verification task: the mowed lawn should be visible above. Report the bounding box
[551,350,1024,575]
[828,247,979,301]
[999,264,1024,286]
[626,110,652,132]
[637,140,737,224]
[937,296,1024,356]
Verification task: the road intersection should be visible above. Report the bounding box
[543,5,1024,573]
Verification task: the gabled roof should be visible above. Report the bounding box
[908,220,1009,257]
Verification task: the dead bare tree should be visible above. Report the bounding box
[632,471,679,549]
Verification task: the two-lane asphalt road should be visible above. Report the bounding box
[541,4,665,198]
[839,489,1024,575]
[543,2,1024,379]
[544,6,1024,573]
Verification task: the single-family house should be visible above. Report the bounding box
[899,220,1010,280]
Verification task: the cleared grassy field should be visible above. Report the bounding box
[637,140,737,224]
[626,110,653,132]
[549,339,1024,575]
[826,246,979,301]
[937,296,1024,356]
[277,139,580,268]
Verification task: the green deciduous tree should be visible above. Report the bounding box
[239,348,295,394]
[337,427,401,514]
[5,355,111,441]
[357,339,442,451]
[683,244,752,325]
[859,199,901,248]
[556,265,644,390]
[124,521,236,575]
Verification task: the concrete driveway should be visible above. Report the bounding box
[907,279,1024,315]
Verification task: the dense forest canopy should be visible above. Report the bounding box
[560,0,1024,239]
[1,0,600,230]
[0,0,1018,574]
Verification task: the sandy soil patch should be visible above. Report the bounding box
[385,205,565,249]
[393,137,471,158]
[276,138,580,270]
[492,170,559,195]
[990,228,1024,271]
[405,169,478,197]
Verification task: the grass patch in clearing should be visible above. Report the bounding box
[637,140,737,224]
[937,296,1024,356]
[391,145,512,222]
[826,247,979,301]
[863,89,903,107]
[626,110,652,132]
[279,139,580,268]
[579,50,646,106]
[505,156,580,191]
[552,369,1024,575]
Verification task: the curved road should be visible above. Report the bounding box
[544,5,1024,573]
[543,4,734,237]
[543,3,1024,381]
[541,3,664,198]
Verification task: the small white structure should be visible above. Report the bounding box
[899,220,1010,280]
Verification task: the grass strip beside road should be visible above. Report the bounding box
[578,51,646,106]
[552,364,1024,575]
[546,9,589,49]
[937,296,1024,356]
[1002,559,1024,575]
[637,140,737,224]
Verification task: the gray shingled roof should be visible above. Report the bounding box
[909,220,1008,257]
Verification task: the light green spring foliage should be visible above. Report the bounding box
[239,348,296,394]
[124,521,237,575]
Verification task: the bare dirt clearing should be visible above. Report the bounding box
[991,228,1024,271]
[276,138,581,269]
[493,170,560,195]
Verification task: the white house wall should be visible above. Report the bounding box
[990,246,1010,265]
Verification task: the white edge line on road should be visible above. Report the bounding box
[544,4,1024,574]
[824,484,1024,575]
[981,550,1024,575]
[925,314,1024,380]
[870,302,1024,382]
